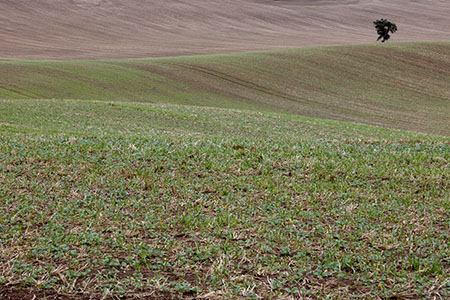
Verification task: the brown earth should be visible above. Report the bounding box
[0,287,179,300]
[0,0,449,60]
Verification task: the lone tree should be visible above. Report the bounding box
[373,19,398,42]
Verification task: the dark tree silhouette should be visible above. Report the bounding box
[373,19,398,42]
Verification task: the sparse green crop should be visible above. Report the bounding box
[1,41,449,136]
[1,40,450,299]
[1,98,449,299]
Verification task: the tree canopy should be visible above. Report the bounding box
[373,19,398,42]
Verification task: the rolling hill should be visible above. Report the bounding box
[2,42,450,135]
[0,0,449,59]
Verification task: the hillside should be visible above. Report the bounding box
[0,0,449,59]
[2,42,450,135]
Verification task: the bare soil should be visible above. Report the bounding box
[0,287,175,300]
[0,0,449,59]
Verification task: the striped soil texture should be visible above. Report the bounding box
[0,0,449,59]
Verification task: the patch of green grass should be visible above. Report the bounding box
[1,41,450,135]
[1,99,450,299]
[0,99,440,141]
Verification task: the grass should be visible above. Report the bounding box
[1,98,450,299]
[1,41,450,135]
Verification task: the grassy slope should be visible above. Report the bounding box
[1,42,450,299]
[1,99,450,299]
[0,99,440,141]
[1,41,450,135]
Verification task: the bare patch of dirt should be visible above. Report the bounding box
[0,287,177,300]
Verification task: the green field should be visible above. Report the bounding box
[1,42,450,299]
[1,41,450,135]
